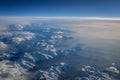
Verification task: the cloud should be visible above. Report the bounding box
[12,31,35,43]
[106,66,119,74]
[12,37,25,44]
[0,60,29,80]
[75,65,120,80]
[0,41,7,49]
[21,32,35,40]
[38,62,67,80]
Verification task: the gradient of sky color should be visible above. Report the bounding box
[0,0,120,17]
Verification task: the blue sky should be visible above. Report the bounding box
[0,0,120,17]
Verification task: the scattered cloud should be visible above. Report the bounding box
[0,41,7,49]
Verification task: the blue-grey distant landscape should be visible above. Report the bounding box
[0,0,120,80]
[0,17,120,80]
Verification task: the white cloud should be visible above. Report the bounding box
[12,37,25,44]
[16,24,24,30]
[75,65,120,80]
[12,31,35,43]
[24,52,36,62]
[39,63,66,80]
[106,66,119,74]
[21,32,35,40]
[51,35,63,39]
[0,60,29,80]
[0,41,7,49]
[21,59,35,68]
[60,62,65,66]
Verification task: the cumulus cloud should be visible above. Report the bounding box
[0,41,7,49]
[12,37,25,44]
[106,66,119,74]
[38,62,67,80]
[75,65,120,80]
[8,24,24,31]
[0,60,29,80]
[51,34,63,39]
[21,32,35,40]
[12,31,35,43]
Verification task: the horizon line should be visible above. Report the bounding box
[0,16,120,20]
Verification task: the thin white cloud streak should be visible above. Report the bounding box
[0,16,120,20]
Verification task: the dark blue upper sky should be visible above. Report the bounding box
[0,0,120,17]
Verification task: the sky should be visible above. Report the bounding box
[0,0,120,17]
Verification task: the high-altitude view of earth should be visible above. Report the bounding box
[0,17,120,80]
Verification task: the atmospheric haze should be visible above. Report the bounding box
[0,17,120,80]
